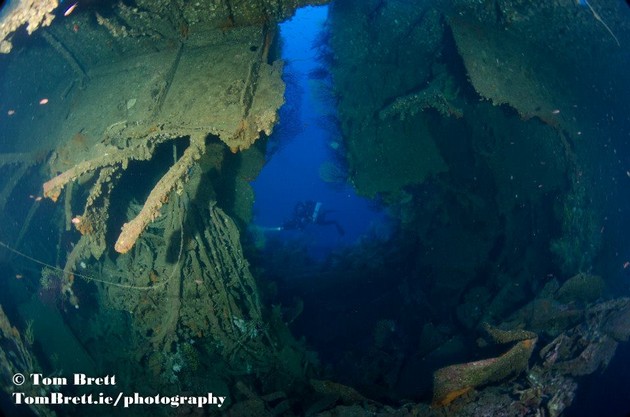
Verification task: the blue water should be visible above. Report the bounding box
[251,6,391,259]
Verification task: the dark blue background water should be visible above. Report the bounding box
[251,6,391,259]
[254,6,630,416]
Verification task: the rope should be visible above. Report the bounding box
[0,201,185,291]
[583,0,620,47]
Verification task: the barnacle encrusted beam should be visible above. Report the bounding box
[0,152,42,167]
[41,125,203,253]
[114,133,205,254]
[432,332,537,406]
[42,128,174,202]
[41,22,287,256]
[379,72,463,120]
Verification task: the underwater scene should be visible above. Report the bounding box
[0,0,630,416]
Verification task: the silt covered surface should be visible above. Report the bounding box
[1,1,630,417]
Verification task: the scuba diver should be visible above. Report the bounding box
[281,200,345,236]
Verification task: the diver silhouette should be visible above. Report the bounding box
[282,200,345,236]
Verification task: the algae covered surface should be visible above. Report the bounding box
[1,1,630,417]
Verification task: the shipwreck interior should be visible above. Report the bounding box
[1,0,630,416]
